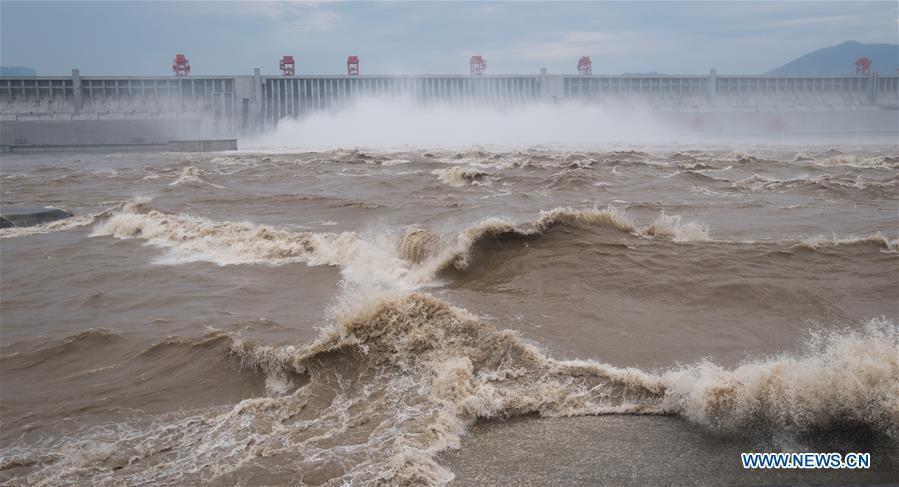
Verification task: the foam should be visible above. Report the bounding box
[663,318,899,437]
[91,201,351,266]
[431,166,492,187]
[796,232,899,253]
[645,213,710,242]
[0,208,115,239]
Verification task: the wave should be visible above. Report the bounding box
[0,327,244,387]
[278,295,899,441]
[399,206,716,279]
[92,202,664,285]
[806,154,899,170]
[668,152,717,170]
[544,167,594,190]
[91,200,357,266]
[733,173,897,195]
[0,172,29,181]
[400,207,638,275]
[90,201,715,290]
[382,158,411,166]
[788,149,898,169]
[431,166,492,187]
[605,150,650,160]
[677,162,716,170]
[726,150,760,164]
[0,328,124,369]
[725,150,793,167]
[662,317,899,437]
[9,291,895,485]
[670,169,728,184]
[397,207,897,287]
[445,151,601,171]
[733,174,787,192]
[168,166,226,189]
[796,232,899,253]
[241,293,899,484]
[223,299,899,482]
[90,201,893,295]
[0,208,116,240]
[90,200,433,292]
[169,166,203,186]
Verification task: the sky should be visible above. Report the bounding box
[1,1,896,76]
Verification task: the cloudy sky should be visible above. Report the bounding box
[1,1,896,76]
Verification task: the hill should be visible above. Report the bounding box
[767,41,898,75]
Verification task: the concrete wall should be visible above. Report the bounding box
[0,72,246,144]
[0,120,218,146]
[2,69,897,144]
[1,139,237,153]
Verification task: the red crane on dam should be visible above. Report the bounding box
[172,54,191,77]
[470,56,486,75]
[578,56,592,76]
[855,57,871,75]
[347,56,360,76]
[280,56,295,76]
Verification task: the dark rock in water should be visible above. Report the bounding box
[0,206,73,228]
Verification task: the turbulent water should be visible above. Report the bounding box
[1,144,898,485]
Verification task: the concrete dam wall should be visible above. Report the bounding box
[2,69,897,145]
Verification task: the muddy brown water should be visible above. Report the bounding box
[1,144,897,485]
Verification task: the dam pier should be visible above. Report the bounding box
[2,67,897,146]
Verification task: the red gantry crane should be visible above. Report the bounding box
[347,56,360,76]
[470,55,486,75]
[578,56,592,76]
[855,57,871,75]
[280,56,295,76]
[172,54,190,77]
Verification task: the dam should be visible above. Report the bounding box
[2,68,897,146]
